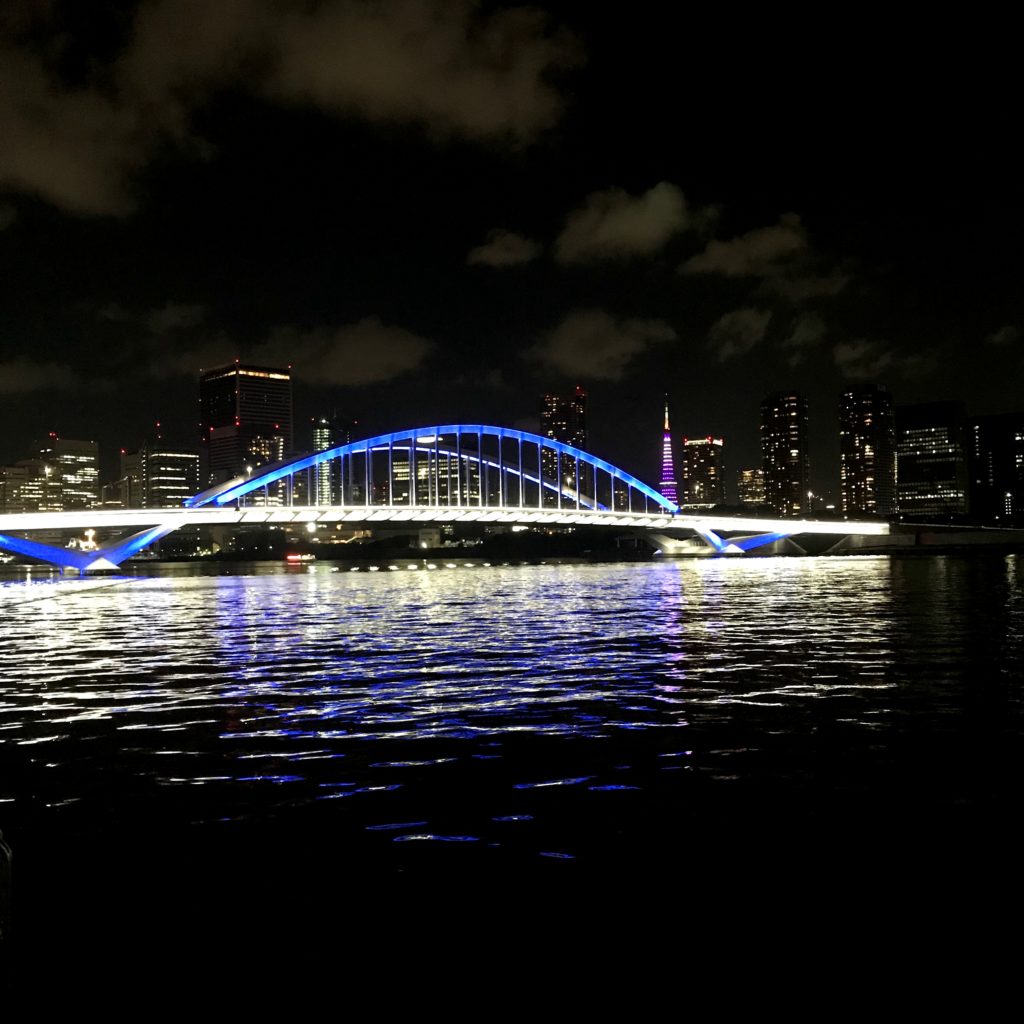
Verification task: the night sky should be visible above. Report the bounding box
[1,1,1021,496]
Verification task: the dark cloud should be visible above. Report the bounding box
[0,359,78,394]
[256,317,433,386]
[146,303,207,335]
[782,312,827,366]
[144,316,433,386]
[554,182,691,263]
[529,308,675,380]
[761,269,850,304]
[834,340,893,379]
[266,1,580,143]
[832,339,935,380]
[467,229,542,267]
[0,1,579,215]
[683,213,806,277]
[707,308,771,361]
[987,324,1020,346]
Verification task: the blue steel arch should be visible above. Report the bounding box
[187,424,680,513]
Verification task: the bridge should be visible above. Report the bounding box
[0,424,889,572]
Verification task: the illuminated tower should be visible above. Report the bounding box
[311,415,357,505]
[540,386,587,503]
[761,392,809,516]
[839,384,896,517]
[682,437,725,505]
[659,398,678,505]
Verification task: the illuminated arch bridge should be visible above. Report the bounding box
[0,424,889,572]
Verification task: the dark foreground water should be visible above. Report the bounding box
[1,554,1022,972]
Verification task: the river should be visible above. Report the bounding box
[1,554,1021,968]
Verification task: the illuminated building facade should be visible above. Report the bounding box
[199,362,293,485]
[0,461,63,513]
[37,435,99,509]
[736,468,766,508]
[968,412,1024,524]
[839,384,896,517]
[311,415,357,504]
[760,392,809,516]
[681,437,724,505]
[895,402,969,519]
[541,386,587,503]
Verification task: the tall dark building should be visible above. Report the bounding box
[895,401,969,519]
[760,393,809,517]
[839,384,896,517]
[199,362,293,484]
[968,413,1024,525]
[541,386,587,450]
[682,437,725,505]
[541,386,587,501]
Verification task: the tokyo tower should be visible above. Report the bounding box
[659,396,678,504]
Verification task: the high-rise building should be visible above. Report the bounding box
[199,362,293,485]
[541,387,587,450]
[37,435,99,509]
[760,392,809,516]
[311,415,357,505]
[541,386,587,502]
[839,384,896,517]
[736,468,766,508]
[658,398,678,505]
[895,402,969,519]
[0,461,63,513]
[681,437,724,505]
[968,412,1024,525]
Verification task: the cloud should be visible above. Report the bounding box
[0,359,78,394]
[782,312,827,365]
[707,308,771,361]
[529,308,676,380]
[762,269,850,303]
[555,182,690,263]
[266,1,580,143]
[146,302,207,334]
[987,324,1020,346]
[256,316,433,386]
[1,1,580,215]
[833,340,895,379]
[683,213,806,277]
[467,229,542,267]
[0,203,15,229]
[0,44,147,215]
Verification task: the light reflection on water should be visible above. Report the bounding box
[0,555,1022,870]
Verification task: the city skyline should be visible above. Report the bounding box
[1,4,1021,495]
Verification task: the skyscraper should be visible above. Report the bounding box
[895,402,969,519]
[311,415,357,505]
[0,461,62,513]
[760,392,809,516]
[658,398,678,505]
[681,437,725,505]
[541,386,587,450]
[199,362,293,484]
[736,468,766,508]
[967,412,1024,524]
[839,384,896,517]
[540,386,587,502]
[37,435,99,510]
